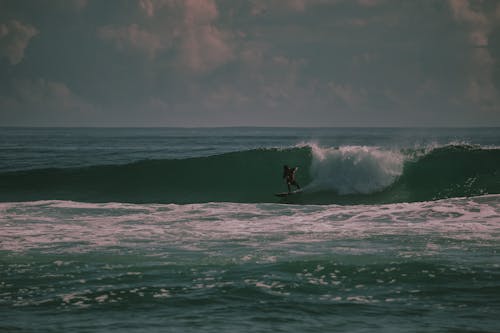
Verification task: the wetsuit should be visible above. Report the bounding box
[283,166,300,193]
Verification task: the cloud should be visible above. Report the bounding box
[290,0,307,11]
[99,0,233,72]
[139,0,155,17]
[448,0,490,46]
[249,0,381,15]
[138,0,172,17]
[247,55,306,105]
[150,0,236,73]
[0,78,97,125]
[203,85,249,109]
[240,44,265,67]
[329,82,366,109]
[68,0,88,11]
[466,48,497,105]
[357,0,383,7]
[352,53,377,66]
[180,25,233,73]
[175,0,234,73]
[447,0,498,107]
[0,20,38,65]
[98,24,166,58]
[250,0,316,15]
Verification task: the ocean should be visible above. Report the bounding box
[1,127,499,332]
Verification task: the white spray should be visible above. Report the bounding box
[305,143,405,194]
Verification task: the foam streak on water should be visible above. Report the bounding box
[1,196,500,332]
[1,196,499,253]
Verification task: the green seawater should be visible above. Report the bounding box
[1,145,499,204]
[1,128,500,332]
[1,197,500,332]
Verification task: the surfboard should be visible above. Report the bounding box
[275,189,303,197]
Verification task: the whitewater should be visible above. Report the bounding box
[1,127,499,332]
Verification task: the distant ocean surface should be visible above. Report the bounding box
[1,127,499,332]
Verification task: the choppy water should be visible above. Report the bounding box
[1,127,499,332]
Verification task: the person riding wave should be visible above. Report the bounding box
[283,165,300,193]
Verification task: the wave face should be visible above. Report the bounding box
[1,144,499,204]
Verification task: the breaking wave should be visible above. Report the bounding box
[1,144,499,204]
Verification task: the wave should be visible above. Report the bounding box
[1,144,499,204]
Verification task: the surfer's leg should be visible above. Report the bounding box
[287,183,291,193]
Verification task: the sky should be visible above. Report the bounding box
[0,0,499,127]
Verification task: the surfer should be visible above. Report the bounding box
[283,165,300,193]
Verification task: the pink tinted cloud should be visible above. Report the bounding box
[0,20,38,65]
[176,0,234,73]
[448,0,489,46]
[184,0,218,24]
[98,24,166,58]
[180,25,233,73]
[447,0,498,106]
[138,0,173,17]
[100,0,234,72]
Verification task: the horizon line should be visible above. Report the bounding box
[2,125,500,129]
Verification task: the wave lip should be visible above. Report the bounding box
[0,143,499,205]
